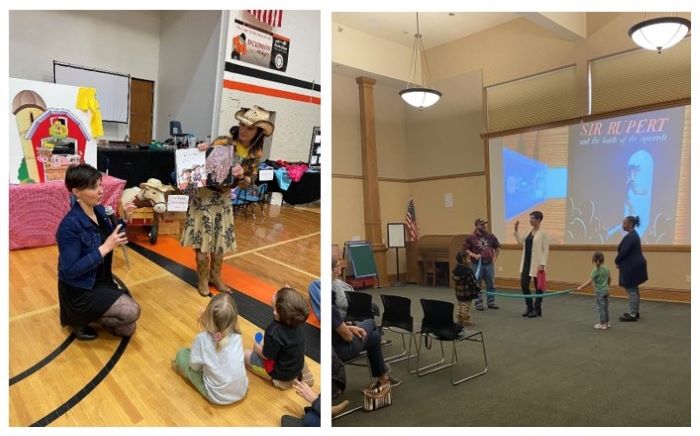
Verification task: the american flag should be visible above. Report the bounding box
[246,10,283,27]
[405,197,418,243]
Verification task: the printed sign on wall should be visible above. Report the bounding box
[230,19,290,72]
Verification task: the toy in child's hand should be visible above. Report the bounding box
[254,332,263,344]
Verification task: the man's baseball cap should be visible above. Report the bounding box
[474,218,488,226]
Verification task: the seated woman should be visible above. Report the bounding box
[331,294,397,388]
[57,164,141,340]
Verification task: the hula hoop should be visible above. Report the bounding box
[482,289,577,298]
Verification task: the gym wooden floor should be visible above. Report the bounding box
[9,203,321,426]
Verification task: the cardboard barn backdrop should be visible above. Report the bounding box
[10,78,97,184]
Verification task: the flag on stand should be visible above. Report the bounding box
[246,10,283,27]
[405,197,418,243]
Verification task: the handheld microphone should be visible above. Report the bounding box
[105,205,131,270]
[104,206,127,232]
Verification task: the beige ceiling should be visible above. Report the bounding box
[333,12,524,50]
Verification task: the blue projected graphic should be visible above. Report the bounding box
[503,148,567,220]
[623,150,653,237]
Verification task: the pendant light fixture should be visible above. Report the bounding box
[399,12,441,108]
[628,15,690,54]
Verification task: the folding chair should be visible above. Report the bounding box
[380,294,418,368]
[415,298,488,385]
[243,183,268,215]
[345,291,375,324]
[342,291,376,372]
[169,121,190,148]
[231,186,254,220]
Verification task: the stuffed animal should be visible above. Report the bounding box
[121,178,175,214]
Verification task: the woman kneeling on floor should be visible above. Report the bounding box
[57,164,140,340]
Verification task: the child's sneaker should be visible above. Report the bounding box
[605,322,612,329]
[594,323,606,330]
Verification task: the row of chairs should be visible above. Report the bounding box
[345,292,488,386]
[232,184,268,219]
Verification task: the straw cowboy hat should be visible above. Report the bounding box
[235,106,275,137]
[139,178,174,192]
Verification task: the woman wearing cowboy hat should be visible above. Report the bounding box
[181,106,274,296]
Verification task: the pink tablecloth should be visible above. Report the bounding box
[9,175,126,250]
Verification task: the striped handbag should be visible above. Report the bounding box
[362,381,392,411]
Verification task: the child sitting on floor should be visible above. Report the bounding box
[452,251,481,327]
[172,293,248,404]
[245,287,314,389]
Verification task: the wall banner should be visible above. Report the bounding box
[231,19,290,72]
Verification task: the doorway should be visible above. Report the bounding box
[129,78,154,144]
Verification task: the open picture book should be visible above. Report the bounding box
[175,146,241,190]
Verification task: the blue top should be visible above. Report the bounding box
[56,202,116,289]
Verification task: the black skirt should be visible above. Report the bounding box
[59,212,125,327]
[58,279,125,327]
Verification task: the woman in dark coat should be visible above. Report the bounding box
[615,215,648,322]
[57,164,141,340]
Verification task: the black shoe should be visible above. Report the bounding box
[388,375,402,388]
[619,313,638,322]
[72,325,98,341]
[280,415,304,427]
[527,311,537,318]
[522,310,532,317]
[487,304,500,310]
[535,308,542,317]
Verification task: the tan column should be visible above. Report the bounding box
[355,76,388,286]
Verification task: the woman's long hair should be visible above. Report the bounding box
[198,293,241,351]
[230,125,265,157]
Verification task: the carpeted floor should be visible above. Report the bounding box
[333,285,691,427]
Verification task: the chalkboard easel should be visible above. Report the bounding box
[343,241,379,289]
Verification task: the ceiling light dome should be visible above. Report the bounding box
[628,16,691,53]
[400,13,441,108]
[399,88,442,108]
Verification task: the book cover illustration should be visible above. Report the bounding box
[176,146,241,190]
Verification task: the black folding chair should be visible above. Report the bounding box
[380,294,418,369]
[341,291,377,374]
[345,291,375,323]
[415,298,488,385]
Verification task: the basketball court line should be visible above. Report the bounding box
[223,231,320,260]
[252,252,319,280]
[9,272,172,323]
[29,336,131,427]
[129,234,320,329]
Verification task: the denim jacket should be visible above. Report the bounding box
[56,202,115,289]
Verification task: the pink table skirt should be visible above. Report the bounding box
[9,175,126,250]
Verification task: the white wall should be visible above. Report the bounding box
[219,10,321,162]
[332,21,416,84]
[9,10,162,141]
[156,11,222,142]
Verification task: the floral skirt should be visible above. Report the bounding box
[180,187,236,254]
